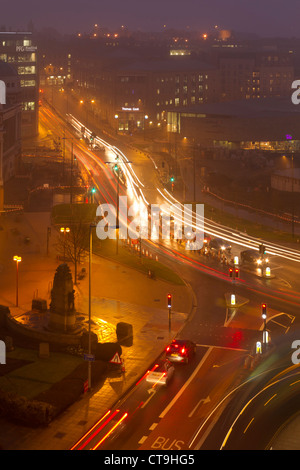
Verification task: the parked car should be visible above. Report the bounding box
[146,360,175,385]
[166,339,196,364]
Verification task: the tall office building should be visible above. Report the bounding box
[0,31,38,138]
[0,60,22,210]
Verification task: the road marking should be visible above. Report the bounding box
[149,422,158,431]
[141,388,156,409]
[138,436,148,445]
[196,344,248,351]
[188,396,211,418]
[159,347,213,419]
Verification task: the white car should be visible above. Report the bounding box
[146,360,175,386]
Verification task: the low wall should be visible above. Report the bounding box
[0,305,81,346]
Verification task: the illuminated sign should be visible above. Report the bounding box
[121,107,140,111]
[16,45,37,52]
[0,80,6,105]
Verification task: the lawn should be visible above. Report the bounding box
[0,348,83,399]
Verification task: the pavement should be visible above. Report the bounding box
[0,210,194,450]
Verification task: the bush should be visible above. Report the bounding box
[0,389,54,426]
[34,360,108,418]
[0,360,109,426]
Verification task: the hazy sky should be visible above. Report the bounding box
[2,0,300,36]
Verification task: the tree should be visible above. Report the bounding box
[53,204,97,283]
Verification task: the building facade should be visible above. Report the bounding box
[86,57,220,132]
[0,31,38,138]
[0,61,22,210]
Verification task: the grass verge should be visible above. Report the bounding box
[93,236,185,285]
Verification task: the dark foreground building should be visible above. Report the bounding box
[0,61,22,210]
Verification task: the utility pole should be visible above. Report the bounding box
[105,155,132,255]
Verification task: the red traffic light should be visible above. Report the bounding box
[262,303,267,314]
[167,294,172,308]
[229,267,233,277]
[235,268,239,278]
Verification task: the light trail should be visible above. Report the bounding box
[42,105,300,263]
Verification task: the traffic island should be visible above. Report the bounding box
[224,293,249,309]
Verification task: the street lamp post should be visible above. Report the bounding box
[13,256,22,307]
[60,227,70,261]
[88,223,97,390]
[105,155,132,254]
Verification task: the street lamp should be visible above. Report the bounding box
[13,256,22,307]
[60,227,70,261]
[144,114,148,140]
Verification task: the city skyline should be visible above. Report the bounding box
[1,0,300,37]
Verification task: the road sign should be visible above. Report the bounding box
[110,352,122,364]
[84,353,95,362]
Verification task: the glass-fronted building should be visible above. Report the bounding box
[0,31,38,138]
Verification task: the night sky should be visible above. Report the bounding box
[1,0,300,36]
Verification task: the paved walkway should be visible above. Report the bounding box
[0,211,194,450]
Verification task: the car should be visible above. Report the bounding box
[209,237,231,253]
[165,339,196,364]
[146,360,175,385]
[240,249,269,265]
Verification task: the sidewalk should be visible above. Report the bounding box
[0,211,194,450]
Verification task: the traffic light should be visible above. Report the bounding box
[235,268,239,278]
[167,294,172,309]
[91,187,96,194]
[114,163,118,171]
[170,176,175,183]
[262,303,267,316]
[229,267,233,278]
[259,244,266,255]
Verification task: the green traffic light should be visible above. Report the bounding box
[91,187,96,193]
[170,176,174,182]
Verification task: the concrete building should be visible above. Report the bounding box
[167,97,300,150]
[0,31,38,138]
[89,56,220,131]
[0,61,22,210]
[271,168,300,193]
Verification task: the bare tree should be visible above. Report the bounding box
[55,220,89,284]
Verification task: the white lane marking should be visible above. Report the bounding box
[149,422,158,431]
[159,347,213,419]
[188,396,211,418]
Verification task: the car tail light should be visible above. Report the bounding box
[166,346,170,352]
[181,348,186,355]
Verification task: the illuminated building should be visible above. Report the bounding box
[0,31,38,137]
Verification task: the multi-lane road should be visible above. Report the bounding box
[39,92,300,450]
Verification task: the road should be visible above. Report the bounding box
[39,91,300,451]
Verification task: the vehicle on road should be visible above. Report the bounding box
[240,249,269,266]
[166,339,196,364]
[146,360,175,385]
[209,237,231,253]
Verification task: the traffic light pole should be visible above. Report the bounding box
[167,294,172,333]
